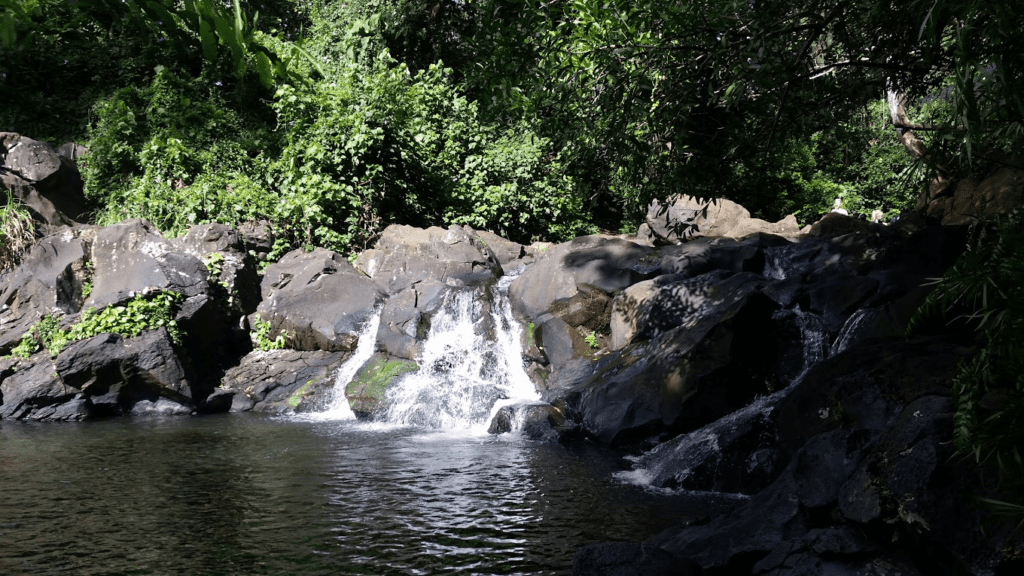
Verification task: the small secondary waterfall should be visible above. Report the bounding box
[320,309,382,420]
[381,282,539,431]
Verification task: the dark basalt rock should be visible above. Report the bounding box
[1,132,88,227]
[375,281,446,360]
[591,337,981,575]
[572,542,700,576]
[355,224,504,293]
[219,348,350,414]
[0,229,91,352]
[559,275,780,445]
[0,328,193,421]
[508,235,657,321]
[487,401,576,442]
[255,247,386,352]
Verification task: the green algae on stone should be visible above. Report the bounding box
[287,380,315,408]
[345,354,418,414]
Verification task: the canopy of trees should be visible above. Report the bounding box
[2,0,1022,250]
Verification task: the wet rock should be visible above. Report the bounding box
[255,247,386,352]
[219,348,350,414]
[804,274,879,332]
[630,394,786,495]
[375,281,445,360]
[571,542,700,576]
[623,337,977,574]
[487,401,574,442]
[343,353,418,417]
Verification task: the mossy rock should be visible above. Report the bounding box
[345,353,418,415]
[286,380,315,408]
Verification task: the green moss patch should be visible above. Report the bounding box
[287,380,315,408]
[345,355,418,413]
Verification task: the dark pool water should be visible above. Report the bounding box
[0,414,716,575]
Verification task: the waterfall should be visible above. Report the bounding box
[381,282,539,431]
[319,309,382,420]
[771,308,828,388]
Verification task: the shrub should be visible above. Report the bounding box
[1,192,35,272]
[911,210,1024,488]
[7,291,185,359]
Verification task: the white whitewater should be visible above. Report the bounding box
[317,309,382,420]
[381,283,539,432]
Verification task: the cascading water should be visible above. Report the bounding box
[381,281,539,431]
[317,309,382,420]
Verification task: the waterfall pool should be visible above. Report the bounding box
[0,414,722,575]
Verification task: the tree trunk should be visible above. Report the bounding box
[886,89,930,162]
[887,87,954,208]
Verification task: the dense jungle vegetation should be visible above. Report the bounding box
[3,1,1024,500]
[1,0,1020,252]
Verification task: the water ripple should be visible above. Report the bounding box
[1,415,712,575]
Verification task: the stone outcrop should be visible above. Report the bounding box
[0,219,263,420]
[560,272,780,445]
[0,132,88,227]
[219,348,350,413]
[639,195,800,245]
[0,328,194,421]
[620,337,982,575]
[355,224,504,292]
[921,164,1024,226]
[254,247,386,352]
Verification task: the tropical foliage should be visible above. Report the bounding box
[911,211,1024,477]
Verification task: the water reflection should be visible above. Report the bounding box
[0,415,708,575]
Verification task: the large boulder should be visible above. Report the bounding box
[172,223,262,316]
[0,328,194,421]
[0,228,92,352]
[610,270,768,350]
[355,224,504,292]
[559,271,780,445]
[487,401,576,443]
[0,132,88,227]
[508,235,656,321]
[255,247,386,352]
[1,220,269,411]
[219,348,350,413]
[86,219,210,310]
[656,233,792,280]
[640,196,799,244]
[601,337,987,575]
[375,280,447,360]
